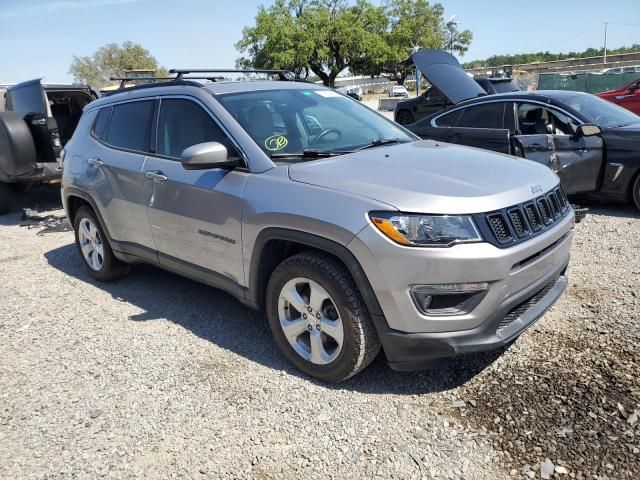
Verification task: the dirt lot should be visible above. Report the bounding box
[0,186,638,479]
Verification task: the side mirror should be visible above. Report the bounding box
[575,124,602,137]
[180,142,239,170]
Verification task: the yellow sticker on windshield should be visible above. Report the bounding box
[265,135,288,151]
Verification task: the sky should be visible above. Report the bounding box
[0,0,639,83]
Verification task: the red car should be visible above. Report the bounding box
[596,78,640,115]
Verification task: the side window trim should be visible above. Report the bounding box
[151,95,247,167]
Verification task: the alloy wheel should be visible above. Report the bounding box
[78,217,104,271]
[277,277,344,365]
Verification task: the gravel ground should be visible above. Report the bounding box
[0,186,638,479]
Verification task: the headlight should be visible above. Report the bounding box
[369,212,482,247]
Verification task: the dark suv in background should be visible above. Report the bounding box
[0,80,97,213]
[394,77,521,125]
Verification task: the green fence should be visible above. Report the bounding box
[537,72,638,93]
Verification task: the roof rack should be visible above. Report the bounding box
[109,76,176,89]
[169,69,290,81]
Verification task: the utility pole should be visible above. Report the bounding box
[411,43,421,96]
[604,22,608,64]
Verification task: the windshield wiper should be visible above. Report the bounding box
[353,138,404,151]
[269,149,346,159]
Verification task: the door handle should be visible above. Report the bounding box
[87,158,104,167]
[145,170,168,183]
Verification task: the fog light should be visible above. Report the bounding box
[410,282,488,316]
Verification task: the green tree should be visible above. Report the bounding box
[236,0,389,87]
[379,1,473,84]
[463,44,640,69]
[69,41,168,87]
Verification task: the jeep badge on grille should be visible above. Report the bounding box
[530,184,543,194]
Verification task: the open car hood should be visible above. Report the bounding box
[408,50,487,104]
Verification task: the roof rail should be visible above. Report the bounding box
[169,69,290,81]
[108,76,176,89]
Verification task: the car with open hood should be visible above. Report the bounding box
[393,50,521,125]
[0,79,97,213]
[402,51,640,210]
[61,69,573,382]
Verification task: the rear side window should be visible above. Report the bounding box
[105,100,154,152]
[457,103,505,129]
[91,107,111,140]
[435,109,463,127]
[156,99,237,158]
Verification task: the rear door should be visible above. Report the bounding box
[143,96,247,285]
[513,102,603,194]
[6,79,59,162]
[413,101,512,153]
[84,100,157,258]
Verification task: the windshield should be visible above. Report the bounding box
[491,80,520,93]
[555,92,640,128]
[216,88,415,160]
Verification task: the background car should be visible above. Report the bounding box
[0,79,97,213]
[388,85,408,98]
[337,85,363,101]
[394,76,521,125]
[407,89,640,210]
[597,77,640,115]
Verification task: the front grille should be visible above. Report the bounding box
[537,197,552,224]
[497,275,561,332]
[487,213,512,243]
[508,208,528,238]
[524,203,542,231]
[476,185,571,248]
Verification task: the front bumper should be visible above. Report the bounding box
[380,260,568,370]
[347,210,574,369]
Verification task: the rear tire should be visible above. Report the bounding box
[396,110,415,126]
[73,206,129,281]
[266,252,380,383]
[0,182,10,215]
[632,174,640,211]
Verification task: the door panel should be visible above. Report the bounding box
[143,158,247,284]
[80,142,156,255]
[515,134,603,194]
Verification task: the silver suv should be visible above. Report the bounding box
[61,71,574,382]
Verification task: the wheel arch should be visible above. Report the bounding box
[248,228,383,319]
[63,187,115,246]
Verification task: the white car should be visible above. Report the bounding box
[388,85,409,98]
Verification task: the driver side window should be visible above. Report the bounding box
[517,103,579,136]
[157,98,237,159]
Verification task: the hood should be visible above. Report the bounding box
[409,50,487,104]
[288,141,560,214]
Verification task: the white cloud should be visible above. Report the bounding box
[0,0,143,18]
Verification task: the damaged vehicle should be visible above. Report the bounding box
[0,80,97,213]
[404,50,640,210]
[62,70,573,382]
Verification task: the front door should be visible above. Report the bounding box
[513,102,603,195]
[143,97,247,285]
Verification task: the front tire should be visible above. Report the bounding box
[73,206,129,281]
[632,174,640,211]
[266,252,380,382]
